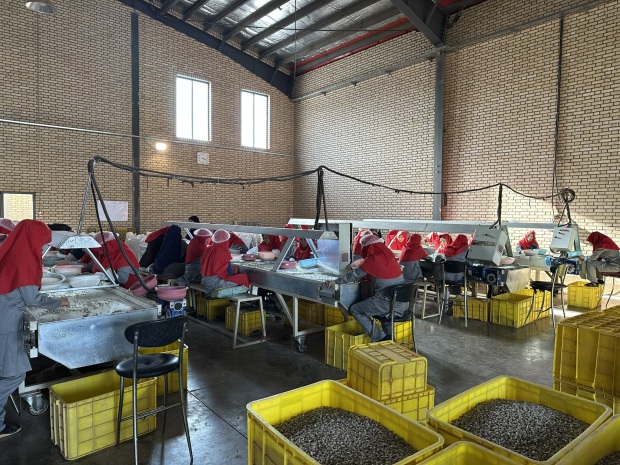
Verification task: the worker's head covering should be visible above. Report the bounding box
[435,233,453,255]
[145,226,169,243]
[280,224,295,243]
[93,231,115,245]
[228,231,246,248]
[258,235,283,252]
[92,239,139,283]
[188,215,200,223]
[0,218,16,235]
[212,229,230,244]
[587,232,620,251]
[359,239,402,280]
[386,230,408,251]
[518,230,539,250]
[186,229,213,263]
[399,234,427,263]
[47,223,72,232]
[352,229,372,256]
[425,232,440,247]
[152,225,183,274]
[0,220,51,295]
[444,234,469,258]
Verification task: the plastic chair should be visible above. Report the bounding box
[414,260,440,319]
[439,260,468,327]
[525,264,567,328]
[373,282,417,351]
[115,316,192,465]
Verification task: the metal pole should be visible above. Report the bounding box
[433,51,444,220]
[131,12,141,234]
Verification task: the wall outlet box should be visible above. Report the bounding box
[197,152,209,164]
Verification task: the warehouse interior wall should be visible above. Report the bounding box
[0,0,295,233]
[293,0,620,245]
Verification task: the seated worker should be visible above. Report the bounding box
[425,232,439,247]
[91,231,140,289]
[139,226,169,268]
[228,231,249,254]
[435,234,469,314]
[0,220,70,439]
[178,228,212,286]
[150,225,187,276]
[516,230,539,253]
[399,234,427,281]
[580,232,620,287]
[352,229,372,260]
[294,237,313,261]
[186,215,201,239]
[325,234,406,342]
[0,218,16,244]
[200,229,250,295]
[280,223,295,244]
[79,231,114,269]
[435,233,453,256]
[385,230,408,251]
[258,234,283,255]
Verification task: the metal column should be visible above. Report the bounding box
[131,12,141,234]
[433,50,444,221]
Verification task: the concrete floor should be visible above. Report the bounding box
[0,299,599,465]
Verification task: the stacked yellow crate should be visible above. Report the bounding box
[195,294,229,321]
[323,304,354,326]
[324,320,371,370]
[345,341,434,421]
[553,307,620,414]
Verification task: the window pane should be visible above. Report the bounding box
[192,81,210,142]
[3,193,34,220]
[241,91,254,147]
[254,94,268,149]
[176,77,193,139]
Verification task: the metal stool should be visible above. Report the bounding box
[413,279,439,319]
[525,265,567,328]
[602,272,620,308]
[228,293,267,349]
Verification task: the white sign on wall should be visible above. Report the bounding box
[96,200,129,222]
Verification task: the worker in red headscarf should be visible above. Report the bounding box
[325,234,406,342]
[200,230,250,296]
[580,232,620,287]
[0,220,69,438]
[352,229,373,259]
[437,234,470,314]
[138,226,169,268]
[425,232,439,247]
[516,230,539,253]
[385,230,408,251]
[91,231,141,289]
[435,234,453,255]
[178,229,212,286]
[258,235,283,255]
[280,224,295,244]
[399,234,428,281]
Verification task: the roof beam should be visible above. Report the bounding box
[259,0,380,59]
[158,0,181,17]
[278,7,401,65]
[183,0,210,21]
[222,0,292,42]
[203,0,250,32]
[241,0,333,50]
[388,0,447,46]
[118,0,292,96]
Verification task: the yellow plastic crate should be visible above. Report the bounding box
[453,297,489,321]
[225,305,265,336]
[557,415,620,465]
[323,304,353,326]
[426,376,612,465]
[139,342,188,394]
[554,379,620,415]
[49,371,157,460]
[515,288,552,310]
[391,320,415,350]
[247,380,444,465]
[417,441,523,465]
[195,295,229,321]
[594,328,620,397]
[298,299,325,325]
[490,292,547,328]
[383,385,435,421]
[568,281,603,309]
[347,341,428,401]
[324,320,371,371]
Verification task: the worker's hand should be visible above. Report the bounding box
[325,280,335,288]
[350,259,364,269]
[59,297,70,307]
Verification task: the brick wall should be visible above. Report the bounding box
[0,0,295,233]
[293,0,620,249]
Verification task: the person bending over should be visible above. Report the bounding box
[580,232,620,287]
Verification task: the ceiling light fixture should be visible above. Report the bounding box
[25,0,56,14]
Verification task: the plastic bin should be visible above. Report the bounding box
[139,342,188,394]
[298,300,325,326]
[324,320,371,371]
[453,297,489,321]
[426,376,612,465]
[391,319,415,350]
[347,341,428,401]
[417,441,523,465]
[568,281,603,309]
[554,379,620,415]
[225,305,265,336]
[383,385,435,421]
[195,295,229,321]
[556,415,620,465]
[49,370,157,460]
[490,292,548,328]
[323,304,354,326]
[247,380,444,465]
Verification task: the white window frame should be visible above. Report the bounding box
[1,192,36,221]
[175,75,211,142]
[241,90,270,150]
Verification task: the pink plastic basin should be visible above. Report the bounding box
[129,274,158,297]
[280,261,297,269]
[156,285,187,301]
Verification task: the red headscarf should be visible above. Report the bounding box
[587,232,620,251]
[294,239,313,261]
[426,232,440,247]
[185,231,212,263]
[0,220,50,295]
[228,232,246,248]
[387,230,407,251]
[517,230,539,250]
[360,240,403,280]
[435,234,453,255]
[0,218,16,235]
[200,238,231,279]
[93,238,139,273]
[258,235,283,252]
[145,226,169,243]
[444,234,469,258]
[353,229,372,256]
[280,224,295,243]
[399,234,427,263]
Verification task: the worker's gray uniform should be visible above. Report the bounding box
[177,259,202,286]
[335,268,406,342]
[0,286,60,430]
[401,261,423,282]
[580,249,620,283]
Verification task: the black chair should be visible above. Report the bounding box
[115,316,192,465]
[373,282,417,351]
[525,264,567,328]
[413,260,440,319]
[439,260,469,327]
